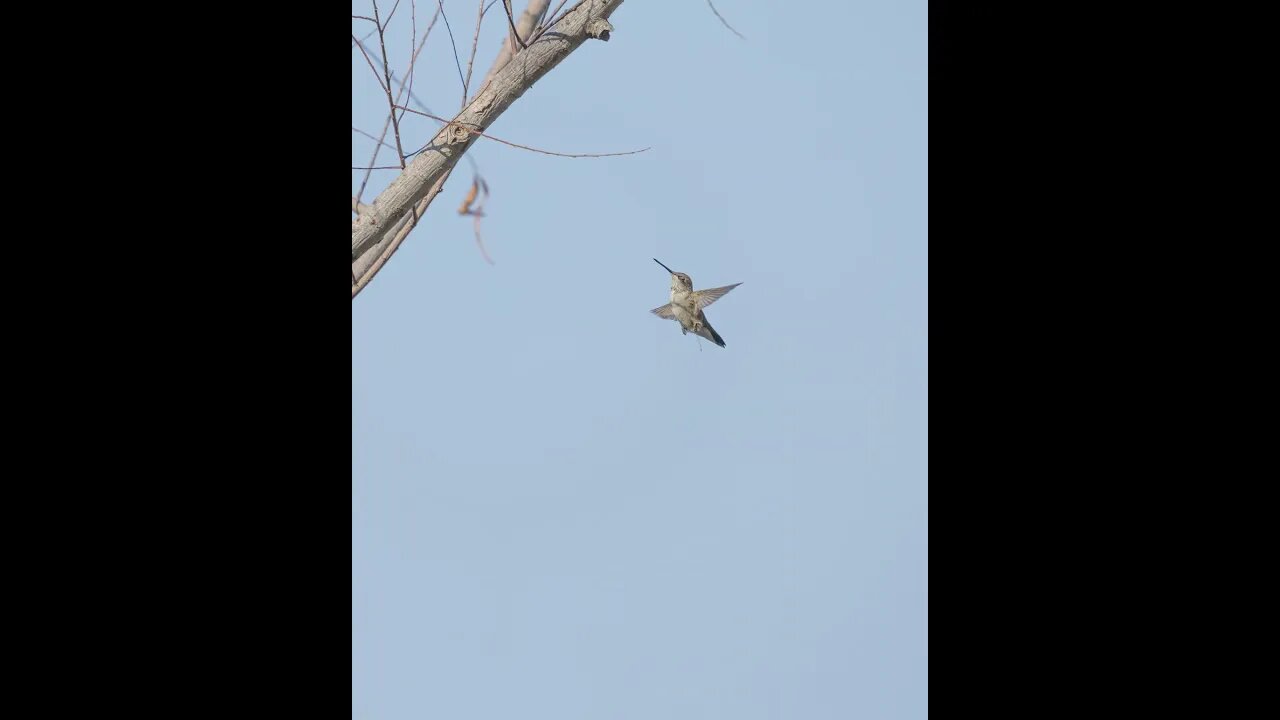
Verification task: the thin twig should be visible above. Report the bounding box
[528,0,551,39]
[545,0,570,25]
[405,1,417,131]
[437,0,468,99]
[403,2,440,128]
[480,0,550,89]
[705,0,746,40]
[355,113,395,203]
[396,105,650,158]
[392,72,437,127]
[352,15,377,23]
[351,34,389,92]
[352,126,400,152]
[383,0,405,27]
[404,1,414,124]
[354,6,439,206]
[546,0,570,28]
[364,39,440,119]
[503,0,527,50]
[373,1,408,168]
[530,0,568,43]
[462,0,486,107]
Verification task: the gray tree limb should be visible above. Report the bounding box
[351,168,455,298]
[351,0,623,266]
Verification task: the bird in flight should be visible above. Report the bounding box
[650,258,742,348]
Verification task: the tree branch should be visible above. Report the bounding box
[530,0,569,44]
[351,0,626,265]
[462,0,487,108]
[705,1,745,41]
[502,1,528,51]
[396,105,647,158]
[352,8,439,207]
[437,0,468,99]
[477,0,550,94]
[372,1,408,168]
[352,168,457,298]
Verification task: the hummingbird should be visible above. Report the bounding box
[650,258,743,348]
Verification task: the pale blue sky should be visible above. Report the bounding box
[353,1,927,718]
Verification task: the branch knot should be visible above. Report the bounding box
[446,121,472,145]
[586,18,613,41]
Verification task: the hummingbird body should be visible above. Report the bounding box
[651,258,742,348]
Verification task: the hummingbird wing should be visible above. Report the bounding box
[692,283,742,311]
[650,303,676,319]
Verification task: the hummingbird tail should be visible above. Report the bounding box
[698,320,727,348]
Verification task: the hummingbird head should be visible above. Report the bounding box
[653,258,693,291]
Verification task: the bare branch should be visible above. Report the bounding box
[546,0,570,28]
[352,0,628,266]
[437,0,468,100]
[352,126,399,152]
[530,0,569,44]
[352,15,377,24]
[532,0,552,27]
[355,7,440,206]
[478,0,550,92]
[397,105,648,158]
[351,35,389,92]
[352,197,373,215]
[373,1,408,168]
[363,30,441,121]
[463,0,486,108]
[503,1,528,50]
[384,0,405,27]
[353,28,377,48]
[529,0,570,44]
[352,168,457,299]
[405,1,417,128]
[705,0,746,40]
[355,113,395,203]
[402,3,440,127]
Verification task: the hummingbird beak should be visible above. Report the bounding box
[653,258,675,275]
